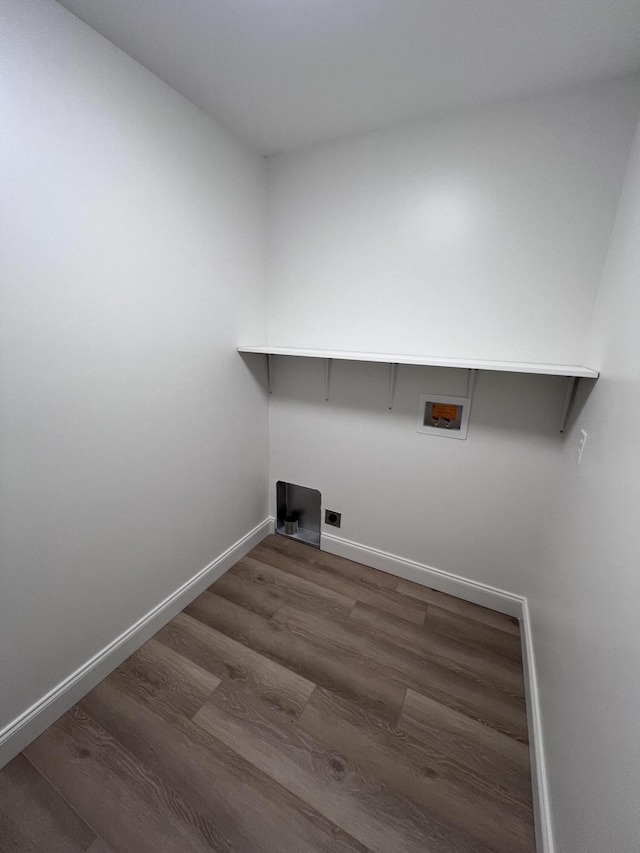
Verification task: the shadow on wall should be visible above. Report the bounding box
[239,352,270,400]
[560,376,598,437]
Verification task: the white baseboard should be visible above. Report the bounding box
[0,518,273,769]
[320,531,555,853]
[519,599,555,853]
[321,531,523,617]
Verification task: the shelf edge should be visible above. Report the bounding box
[237,346,599,379]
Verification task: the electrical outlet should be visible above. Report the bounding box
[577,429,587,465]
[325,510,341,528]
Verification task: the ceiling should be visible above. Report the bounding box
[57,0,640,155]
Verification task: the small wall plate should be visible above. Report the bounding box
[324,510,341,528]
[417,393,471,440]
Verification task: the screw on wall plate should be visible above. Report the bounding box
[324,510,341,528]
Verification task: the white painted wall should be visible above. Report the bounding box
[532,119,640,853]
[267,76,640,363]
[2,5,639,844]
[0,0,268,733]
[268,355,568,595]
[266,81,640,851]
[266,78,640,598]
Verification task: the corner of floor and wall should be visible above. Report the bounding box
[2,2,640,852]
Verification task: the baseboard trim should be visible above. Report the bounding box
[0,517,273,769]
[320,531,555,853]
[520,599,555,853]
[321,532,523,617]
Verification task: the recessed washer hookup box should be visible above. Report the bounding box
[417,393,471,440]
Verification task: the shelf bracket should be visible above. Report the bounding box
[466,369,478,400]
[559,376,578,433]
[266,354,273,394]
[388,363,399,409]
[325,358,332,401]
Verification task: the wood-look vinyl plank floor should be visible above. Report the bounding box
[194,683,498,853]
[252,540,429,624]
[423,604,524,663]
[185,590,408,721]
[157,610,315,721]
[85,839,114,853]
[81,678,366,853]
[398,688,532,800]
[349,602,526,698]
[297,687,535,853]
[258,536,402,590]
[24,707,220,853]
[0,753,96,853]
[224,555,358,620]
[0,533,536,852]
[396,578,522,635]
[272,603,529,741]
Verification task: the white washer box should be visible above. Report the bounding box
[417,393,471,440]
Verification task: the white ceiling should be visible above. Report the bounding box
[57,0,640,154]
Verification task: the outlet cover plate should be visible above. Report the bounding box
[325,510,341,528]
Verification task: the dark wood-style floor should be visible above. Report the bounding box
[0,534,536,853]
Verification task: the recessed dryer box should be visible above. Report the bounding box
[276,481,321,548]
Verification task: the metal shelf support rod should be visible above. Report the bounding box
[325,358,332,401]
[560,376,578,433]
[266,354,273,394]
[388,363,399,409]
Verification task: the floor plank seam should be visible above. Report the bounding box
[20,746,107,853]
